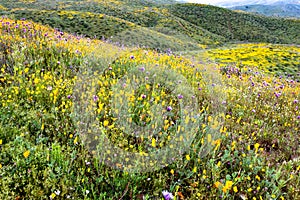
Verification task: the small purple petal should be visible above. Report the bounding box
[178,94,183,99]
[139,67,145,72]
[93,95,99,102]
[162,191,174,200]
[167,106,172,112]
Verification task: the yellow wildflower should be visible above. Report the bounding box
[186,155,190,161]
[103,120,109,127]
[233,186,238,193]
[214,181,222,188]
[23,150,30,158]
[222,180,233,193]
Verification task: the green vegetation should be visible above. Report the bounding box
[169,3,300,44]
[1,1,300,199]
[0,0,299,51]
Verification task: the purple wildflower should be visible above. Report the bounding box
[130,55,134,59]
[167,106,172,112]
[139,67,145,72]
[141,94,146,99]
[178,94,183,99]
[162,191,174,200]
[67,95,71,99]
[93,95,99,102]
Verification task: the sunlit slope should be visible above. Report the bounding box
[1,16,300,199]
[0,0,224,50]
[1,0,299,51]
[204,43,300,80]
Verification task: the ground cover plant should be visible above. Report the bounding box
[0,1,300,200]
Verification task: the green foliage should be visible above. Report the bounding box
[0,1,300,199]
[169,3,300,44]
[0,0,299,51]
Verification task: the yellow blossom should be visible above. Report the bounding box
[233,186,238,193]
[103,120,109,127]
[222,180,233,193]
[186,155,190,161]
[50,193,56,199]
[214,181,222,188]
[23,150,30,158]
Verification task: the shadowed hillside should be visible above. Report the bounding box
[168,3,300,44]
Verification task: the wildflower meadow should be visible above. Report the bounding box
[0,9,299,200]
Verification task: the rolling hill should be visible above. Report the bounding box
[0,0,299,51]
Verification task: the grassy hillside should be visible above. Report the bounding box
[1,1,300,199]
[1,16,300,199]
[169,3,300,44]
[0,0,299,51]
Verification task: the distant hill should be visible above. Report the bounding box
[169,3,300,44]
[206,0,300,7]
[231,3,300,18]
[0,0,299,51]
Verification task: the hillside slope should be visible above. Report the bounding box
[1,16,300,199]
[169,3,300,44]
[0,0,299,50]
